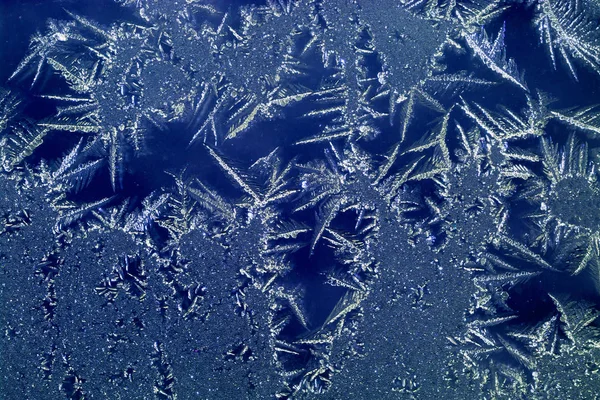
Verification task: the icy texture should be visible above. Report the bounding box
[1,0,600,399]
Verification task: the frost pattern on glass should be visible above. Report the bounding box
[1,0,600,399]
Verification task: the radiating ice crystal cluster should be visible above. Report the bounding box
[1,0,600,399]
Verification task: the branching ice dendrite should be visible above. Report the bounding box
[463,22,528,92]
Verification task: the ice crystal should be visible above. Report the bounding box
[2,0,600,399]
[534,0,600,80]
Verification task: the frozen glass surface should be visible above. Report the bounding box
[1,1,600,399]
